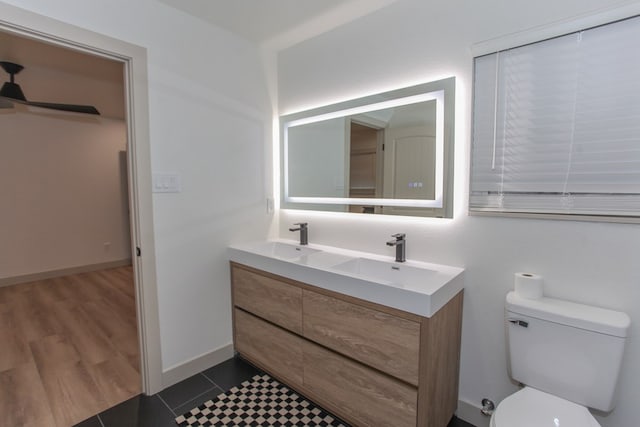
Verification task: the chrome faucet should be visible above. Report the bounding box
[386,233,406,262]
[289,222,308,245]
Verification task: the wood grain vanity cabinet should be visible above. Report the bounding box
[231,262,463,427]
[232,264,302,334]
[303,290,421,386]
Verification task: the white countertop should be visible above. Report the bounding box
[228,239,464,318]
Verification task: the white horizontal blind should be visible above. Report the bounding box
[470,16,640,217]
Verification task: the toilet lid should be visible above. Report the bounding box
[493,387,601,427]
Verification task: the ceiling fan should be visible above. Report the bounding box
[0,61,100,115]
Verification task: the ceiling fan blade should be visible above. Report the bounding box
[25,101,100,115]
[1,61,100,116]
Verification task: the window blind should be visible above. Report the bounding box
[470,16,640,217]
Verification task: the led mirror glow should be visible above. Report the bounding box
[280,77,455,217]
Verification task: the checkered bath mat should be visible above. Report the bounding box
[175,374,349,426]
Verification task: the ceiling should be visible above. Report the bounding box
[158,0,345,43]
[160,0,348,43]
[158,0,399,48]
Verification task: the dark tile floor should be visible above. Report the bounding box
[74,356,476,427]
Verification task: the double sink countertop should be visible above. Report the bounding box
[228,239,464,318]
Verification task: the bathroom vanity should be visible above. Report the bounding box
[228,240,464,427]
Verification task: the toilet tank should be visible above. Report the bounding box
[505,291,630,412]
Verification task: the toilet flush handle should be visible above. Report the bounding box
[508,318,529,328]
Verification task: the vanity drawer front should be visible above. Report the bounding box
[303,340,417,427]
[234,308,304,386]
[303,290,420,385]
[232,264,302,334]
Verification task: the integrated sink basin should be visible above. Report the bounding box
[247,241,321,260]
[332,257,437,289]
[228,239,464,317]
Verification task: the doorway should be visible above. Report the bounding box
[0,28,145,426]
[0,0,161,410]
[348,121,384,214]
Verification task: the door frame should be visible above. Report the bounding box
[0,3,163,394]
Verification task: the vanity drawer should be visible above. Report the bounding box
[234,308,304,386]
[303,290,420,385]
[303,340,417,427]
[232,264,302,334]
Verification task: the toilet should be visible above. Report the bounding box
[491,291,631,427]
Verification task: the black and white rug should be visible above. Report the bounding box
[175,374,348,427]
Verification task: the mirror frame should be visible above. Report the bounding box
[280,77,455,216]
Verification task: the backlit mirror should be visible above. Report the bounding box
[280,77,455,217]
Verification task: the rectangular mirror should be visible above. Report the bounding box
[280,77,455,217]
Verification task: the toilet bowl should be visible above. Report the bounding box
[490,387,601,427]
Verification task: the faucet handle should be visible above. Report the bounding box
[391,233,405,240]
[290,222,309,245]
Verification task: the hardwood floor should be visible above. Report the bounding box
[0,266,140,427]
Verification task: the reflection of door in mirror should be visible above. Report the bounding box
[348,121,383,214]
[345,101,438,215]
[381,105,437,216]
[382,135,436,215]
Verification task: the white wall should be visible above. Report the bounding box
[277,1,640,426]
[0,111,130,278]
[0,0,273,371]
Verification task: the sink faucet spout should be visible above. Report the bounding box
[289,223,308,245]
[386,233,406,262]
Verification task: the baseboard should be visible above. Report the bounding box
[162,343,235,390]
[456,398,491,427]
[0,259,133,288]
